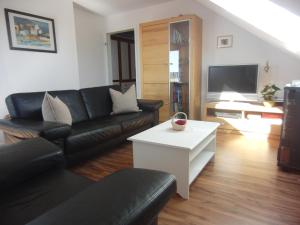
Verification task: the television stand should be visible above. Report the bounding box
[204,101,283,139]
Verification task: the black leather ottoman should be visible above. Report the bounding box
[0,138,176,225]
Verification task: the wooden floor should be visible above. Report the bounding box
[71,133,300,225]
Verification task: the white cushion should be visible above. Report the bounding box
[109,85,140,115]
[42,93,72,125]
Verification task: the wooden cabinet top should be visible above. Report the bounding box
[205,101,283,114]
[140,14,201,27]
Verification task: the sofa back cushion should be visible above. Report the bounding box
[80,85,121,119]
[6,90,89,124]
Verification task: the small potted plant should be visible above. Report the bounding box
[260,84,280,107]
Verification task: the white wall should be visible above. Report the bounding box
[0,0,80,143]
[74,3,108,88]
[104,0,300,107]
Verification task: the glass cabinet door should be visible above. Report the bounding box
[169,20,190,117]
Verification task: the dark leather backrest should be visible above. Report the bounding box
[0,138,64,191]
[6,90,89,124]
[80,85,121,119]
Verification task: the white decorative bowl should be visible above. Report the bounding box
[171,112,188,131]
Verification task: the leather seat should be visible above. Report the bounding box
[64,112,153,154]
[113,111,154,132]
[65,122,122,154]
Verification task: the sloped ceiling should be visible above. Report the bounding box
[196,0,300,59]
[73,0,173,16]
[75,0,300,59]
[271,0,300,16]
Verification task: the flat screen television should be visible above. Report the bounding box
[208,65,258,94]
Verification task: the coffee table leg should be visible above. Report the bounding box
[177,177,190,199]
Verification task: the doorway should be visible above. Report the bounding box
[109,30,136,91]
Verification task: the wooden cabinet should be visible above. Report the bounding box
[140,15,202,121]
[278,87,300,170]
[204,101,283,139]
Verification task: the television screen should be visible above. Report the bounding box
[208,65,258,93]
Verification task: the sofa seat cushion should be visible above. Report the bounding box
[25,169,176,225]
[65,121,122,154]
[0,170,92,225]
[112,111,154,132]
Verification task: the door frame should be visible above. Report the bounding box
[106,28,141,96]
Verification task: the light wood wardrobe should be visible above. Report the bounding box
[139,15,202,121]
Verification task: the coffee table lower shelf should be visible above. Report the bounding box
[131,131,216,199]
[189,150,215,185]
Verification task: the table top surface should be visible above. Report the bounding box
[128,120,220,150]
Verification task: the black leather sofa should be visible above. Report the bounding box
[0,85,163,163]
[0,138,176,225]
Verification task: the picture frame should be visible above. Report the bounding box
[4,8,57,53]
[217,35,233,48]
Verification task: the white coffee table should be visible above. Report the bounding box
[128,120,220,199]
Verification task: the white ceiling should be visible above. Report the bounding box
[74,0,173,16]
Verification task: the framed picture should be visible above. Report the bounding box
[217,35,233,48]
[4,8,57,53]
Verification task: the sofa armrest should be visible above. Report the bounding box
[0,138,65,191]
[138,99,163,112]
[0,119,71,141]
[26,168,176,225]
